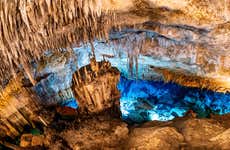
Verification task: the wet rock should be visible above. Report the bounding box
[14,109,230,149]
[184,110,197,118]
[0,76,40,138]
[118,75,230,123]
[127,127,184,150]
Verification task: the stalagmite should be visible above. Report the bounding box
[72,59,120,115]
[0,0,230,148]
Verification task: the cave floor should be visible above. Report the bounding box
[13,107,230,150]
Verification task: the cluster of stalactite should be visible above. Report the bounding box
[108,24,230,93]
[151,66,230,93]
[0,0,229,89]
[0,0,229,146]
[0,0,115,86]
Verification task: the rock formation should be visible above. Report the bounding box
[72,58,121,115]
[0,74,40,139]
[0,0,229,92]
[34,50,77,105]
[11,109,230,150]
[0,0,229,149]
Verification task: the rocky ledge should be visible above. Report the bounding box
[5,108,229,150]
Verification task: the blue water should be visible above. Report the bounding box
[118,75,230,123]
[61,98,78,109]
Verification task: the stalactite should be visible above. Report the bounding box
[151,66,230,93]
[224,0,230,21]
[0,0,116,86]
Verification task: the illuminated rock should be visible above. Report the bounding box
[73,40,230,93]
[34,51,78,105]
[0,0,229,149]
[20,134,44,148]
[178,119,225,147]
[72,59,120,115]
[210,128,230,149]
[0,74,40,139]
[0,0,229,94]
[118,75,230,123]
[151,66,230,93]
[55,115,128,149]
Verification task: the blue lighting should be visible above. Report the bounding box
[118,75,230,123]
[60,98,78,109]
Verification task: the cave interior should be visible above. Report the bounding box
[0,0,230,149]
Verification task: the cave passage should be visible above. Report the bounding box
[118,75,230,123]
[53,44,230,124]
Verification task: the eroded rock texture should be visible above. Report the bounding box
[0,74,40,139]
[72,59,120,115]
[0,0,113,84]
[127,127,184,150]
[108,0,230,92]
[12,110,230,150]
[210,128,230,149]
[177,119,225,147]
[0,0,229,92]
[34,51,77,105]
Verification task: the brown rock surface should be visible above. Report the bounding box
[210,128,230,150]
[20,134,44,148]
[31,135,45,147]
[72,60,120,115]
[10,111,230,150]
[0,75,41,139]
[178,119,225,144]
[171,118,226,150]
[43,114,128,150]
[20,134,33,148]
[127,127,184,150]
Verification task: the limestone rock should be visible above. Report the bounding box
[34,51,78,105]
[127,127,184,150]
[114,123,129,138]
[20,134,44,148]
[0,74,40,139]
[0,0,230,94]
[31,135,44,147]
[178,119,225,145]
[210,128,230,149]
[56,106,77,120]
[59,117,128,149]
[20,134,33,147]
[72,60,120,115]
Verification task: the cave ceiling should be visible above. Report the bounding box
[0,0,229,92]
